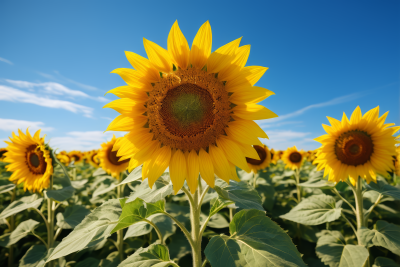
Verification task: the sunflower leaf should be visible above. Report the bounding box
[209,197,234,217]
[56,205,91,229]
[126,175,173,204]
[316,230,369,267]
[45,186,75,202]
[204,209,306,267]
[0,195,43,220]
[372,257,400,267]
[0,184,15,194]
[298,176,335,188]
[19,245,50,267]
[111,198,165,234]
[124,213,176,240]
[280,194,342,225]
[120,166,142,185]
[358,220,400,256]
[46,199,122,262]
[365,179,400,200]
[118,243,175,267]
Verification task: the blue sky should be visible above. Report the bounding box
[0,1,399,151]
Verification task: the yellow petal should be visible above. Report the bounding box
[190,21,212,69]
[229,163,241,182]
[225,122,263,146]
[230,120,269,139]
[218,44,250,81]
[168,21,190,70]
[225,66,268,91]
[229,86,274,104]
[235,142,260,160]
[106,115,148,132]
[186,150,199,194]
[124,51,160,82]
[147,146,171,188]
[106,85,150,100]
[103,99,146,115]
[233,104,278,120]
[209,145,231,183]
[111,68,148,87]
[207,37,241,74]
[128,140,159,171]
[169,149,187,194]
[142,159,151,180]
[199,148,215,187]
[143,38,172,73]
[350,106,362,124]
[216,137,251,172]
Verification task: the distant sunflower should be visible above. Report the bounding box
[394,146,400,176]
[246,145,271,173]
[68,150,83,164]
[88,150,100,168]
[105,21,277,193]
[282,146,304,170]
[0,148,7,161]
[270,148,280,165]
[4,129,53,192]
[98,135,129,178]
[314,106,400,184]
[57,151,70,166]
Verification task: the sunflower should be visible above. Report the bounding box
[104,21,277,194]
[68,150,83,164]
[57,151,70,166]
[87,150,100,168]
[98,135,129,178]
[3,129,53,192]
[270,148,280,165]
[314,106,400,185]
[281,146,304,170]
[0,148,7,161]
[246,145,271,173]
[394,146,400,176]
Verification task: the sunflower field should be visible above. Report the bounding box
[0,21,400,267]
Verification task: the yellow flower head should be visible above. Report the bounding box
[269,148,280,165]
[281,146,304,170]
[245,145,271,173]
[3,129,53,192]
[0,148,7,161]
[68,150,83,164]
[105,21,277,194]
[314,106,400,185]
[98,135,129,178]
[87,150,100,168]
[57,151,70,166]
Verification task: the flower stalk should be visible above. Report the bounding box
[116,174,124,262]
[8,188,16,267]
[47,175,55,267]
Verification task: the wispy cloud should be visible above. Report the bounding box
[50,131,124,151]
[0,57,13,65]
[4,79,107,102]
[38,71,98,91]
[261,130,317,150]
[0,118,54,132]
[0,85,93,117]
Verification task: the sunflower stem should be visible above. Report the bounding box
[253,172,257,188]
[353,177,365,246]
[47,176,55,267]
[294,168,301,202]
[189,185,203,267]
[8,188,16,267]
[116,173,124,262]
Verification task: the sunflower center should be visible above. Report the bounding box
[289,152,302,163]
[246,145,267,165]
[0,150,7,158]
[160,83,214,137]
[335,130,373,166]
[149,69,231,151]
[107,148,129,166]
[26,145,47,175]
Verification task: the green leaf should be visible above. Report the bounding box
[120,166,142,185]
[373,257,400,267]
[280,194,342,225]
[7,219,39,246]
[56,205,91,229]
[19,245,48,267]
[46,199,122,262]
[213,180,264,211]
[0,183,15,194]
[209,197,234,217]
[93,168,107,176]
[168,231,191,261]
[92,179,118,197]
[316,230,369,267]
[127,175,173,204]
[204,209,306,267]
[46,186,75,202]
[365,179,400,200]
[298,176,335,188]
[118,243,176,267]
[0,195,43,220]
[256,180,275,211]
[111,198,165,234]
[75,257,101,267]
[99,252,120,267]
[208,213,229,229]
[71,179,88,189]
[124,214,176,240]
[358,220,400,256]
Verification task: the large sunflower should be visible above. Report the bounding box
[98,135,129,178]
[68,150,83,164]
[281,146,304,170]
[3,129,53,192]
[105,21,277,194]
[0,148,7,161]
[246,145,271,173]
[314,106,400,184]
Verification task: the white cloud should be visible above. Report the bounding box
[38,71,98,91]
[0,118,54,132]
[0,57,13,65]
[261,130,318,150]
[50,131,124,151]
[0,85,93,117]
[4,79,107,102]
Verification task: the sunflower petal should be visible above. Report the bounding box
[199,148,215,187]
[207,37,241,74]
[217,137,251,172]
[209,145,231,183]
[125,51,160,82]
[233,104,278,120]
[229,86,274,104]
[169,149,187,194]
[168,21,190,69]
[143,38,173,73]
[147,146,171,188]
[190,21,212,69]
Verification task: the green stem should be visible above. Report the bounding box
[162,211,194,248]
[144,219,164,245]
[352,177,365,247]
[332,188,356,214]
[294,169,301,202]
[364,194,382,227]
[189,186,202,267]
[341,211,357,237]
[229,208,233,222]
[253,172,257,188]
[32,230,48,249]
[116,173,124,262]
[202,258,209,267]
[8,188,16,267]
[47,176,55,267]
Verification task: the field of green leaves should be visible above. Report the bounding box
[0,158,399,267]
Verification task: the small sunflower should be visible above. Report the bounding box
[3,129,53,192]
[394,146,400,176]
[105,21,277,194]
[98,135,129,178]
[57,151,70,166]
[0,148,7,161]
[87,150,100,168]
[68,150,83,164]
[245,145,271,173]
[281,146,304,170]
[314,106,400,185]
[270,148,280,165]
